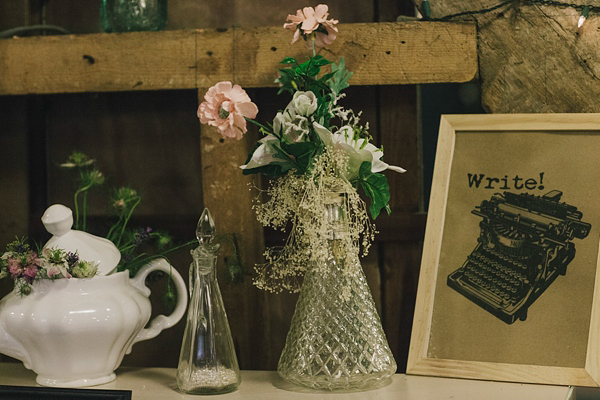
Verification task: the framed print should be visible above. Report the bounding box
[407,114,600,386]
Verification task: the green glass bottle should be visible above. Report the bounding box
[100,0,167,33]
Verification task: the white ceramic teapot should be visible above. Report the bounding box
[0,205,188,387]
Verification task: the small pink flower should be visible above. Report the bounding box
[197,82,259,140]
[23,265,37,284]
[284,4,338,47]
[26,251,39,265]
[46,265,61,278]
[7,258,22,278]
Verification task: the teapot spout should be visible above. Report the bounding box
[0,318,31,368]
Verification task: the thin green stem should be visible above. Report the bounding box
[73,183,93,230]
[74,191,80,230]
[82,191,88,231]
[106,214,124,241]
[116,197,141,247]
[120,240,196,273]
[118,232,163,254]
[118,243,137,254]
[245,117,277,138]
[311,33,316,57]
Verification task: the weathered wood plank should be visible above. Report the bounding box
[0,22,476,95]
[379,84,422,373]
[432,1,600,113]
[0,30,197,94]
[198,88,278,369]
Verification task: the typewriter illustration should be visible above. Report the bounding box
[447,190,591,324]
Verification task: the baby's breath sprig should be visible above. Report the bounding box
[253,148,375,294]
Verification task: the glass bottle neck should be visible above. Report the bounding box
[324,191,348,241]
[191,245,220,275]
[195,256,216,274]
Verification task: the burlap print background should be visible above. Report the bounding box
[427,131,600,368]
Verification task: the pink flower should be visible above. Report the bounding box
[284,4,338,47]
[6,258,22,278]
[23,265,37,284]
[46,265,61,278]
[26,251,39,265]
[197,82,258,140]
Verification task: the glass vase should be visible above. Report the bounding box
[100,0,167,33]
[277,193,397,390]
[176,209,241,394]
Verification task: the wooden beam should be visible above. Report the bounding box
[0,30,197,94]
[0,22,477,95]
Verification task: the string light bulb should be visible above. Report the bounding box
[577,6,590,28]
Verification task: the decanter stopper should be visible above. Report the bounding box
[195,208,219,256]
[196,208,215,245]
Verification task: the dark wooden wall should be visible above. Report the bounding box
[0,0,423,372]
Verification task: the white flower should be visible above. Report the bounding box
[313,122,406,180]
[273,111,291,135]
[40,248,72,279]
[71,261,98,278]
[274,91,317,144]
[240,134,282,170]
[274,111,309,143]
[285,91,318,117]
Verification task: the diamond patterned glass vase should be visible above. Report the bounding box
[277,195,397,390]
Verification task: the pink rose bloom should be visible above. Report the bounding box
[23,265,37,284]
[197,81,258,140]
[284,4,338,47]
[7,258,22,278]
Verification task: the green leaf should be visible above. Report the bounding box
[310,55,333,67]
[280,56,298,65]
[320,71,336,82]
[328,57,354,96]
[306,67,320,77]
[357,162,391,219]
[241,162,294,177]
[275,68,298,94]
[281,141,316,174]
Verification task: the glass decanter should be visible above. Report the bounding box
[277,191,397,390]
[176,208,241,394]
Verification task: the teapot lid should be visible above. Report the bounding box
[41,204,120,276]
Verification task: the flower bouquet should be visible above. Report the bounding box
[197,4,403,391]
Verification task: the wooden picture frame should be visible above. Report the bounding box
[407,114,600,386]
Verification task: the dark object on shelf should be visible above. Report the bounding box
[0,385,131,399]
[100,0,167,33]
[448,190,591,324]
[570,385,600,399]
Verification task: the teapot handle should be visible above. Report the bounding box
[128,258,188,352]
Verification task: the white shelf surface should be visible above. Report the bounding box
[0,362,571,399]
